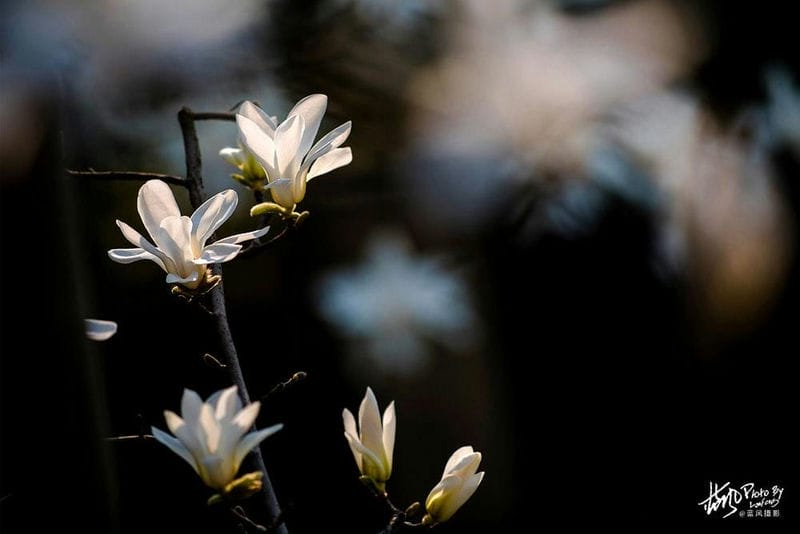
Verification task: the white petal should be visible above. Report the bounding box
[164,409,201,455]
[154,216,194,274]
[115,220,172,271]
[165,271,200,285]
[194,243,241,265]
[274,114,305,177]
[307,147,352,181]
[137,180,180,242]
[107,247,166,271]
[439,471,484,522]
[358,387,385,468]
[211,386,240,422]
[180,389,204,427]
[219,147,246,167]
[344,431,385,477]
[264,178,296,209]
[443,446,475,476]
[199,403,221,454]
[190,189,238,248]
[232,401,260,432]
[213,225,270,246]
[342,409,361,467]
[237,114,277,177]
[239,101,277,137]
[305,121,352,165]
[151,426,199,474]
[287,94,328,158]
[233,423,283,472]
[381,401,396,473]
[85,319,117,341]
[198,455,230,489]
[446,451,481,478]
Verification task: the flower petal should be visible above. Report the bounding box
[344,431,385,478]
[85,319,117,341]
[445,451,481,479]
[115,220,172,271]
[274,114,305,177]
[237,114,277,177]
[219,147,246,167]
[154,216,194,275]
[231,401,260,433]
[233,423,283,472]
[213,225,270,246]
[264,178,296,209]
[287,94,328,158]
[305,121,352,167]
[180,389,204,427]
[439,471,484,522]
[151,426,199,474]
[425,473,463,522]
[239,101,277,137]
[210,385,240,422]
[165,271,200,285]
[358,387,385,469]
[342,409,361,467]
[194,243,242,265]
[137,180,180,242]
[107,247,166,271]
[199,402,221,454]
[382,401,396,473]
[190,189,238,248]
[164,409,201,454]
[307,147,352,181]
[443,446,475,476]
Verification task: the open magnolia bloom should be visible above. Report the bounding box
[84,319,117,341]
[151,386,283,494]
[342,387,395,491]
[423,446,484,524]
[108,180,268,291]
[231,95,352,214]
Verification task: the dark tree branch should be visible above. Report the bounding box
[190,111,237,122]
[178,107,287,534]
[67,169,188,187]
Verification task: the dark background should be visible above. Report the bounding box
[2,0,798,531]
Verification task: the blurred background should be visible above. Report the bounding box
[1,0,798,531]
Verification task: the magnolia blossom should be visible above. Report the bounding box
[85,319,117,341]
[317,232,477,376]
[108,180,268,290]
[230,95,352,212]
[342,387,395,490]
[423,446,484,524]
[151,386,282,491]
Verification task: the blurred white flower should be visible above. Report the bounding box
[764,66,800,156]
[342,387,395,491]
[423,446,484,524]
[317,232,477,376]
[151,386,282,492]
[108,180,268,290]
[606,91,792,331]
[234,96,352,214]
[84,319,117,341]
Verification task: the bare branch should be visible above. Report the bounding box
[67,169,188,187]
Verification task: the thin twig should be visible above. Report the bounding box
[105,434,155,442]
[188,111,237,122]
[67,169,188,187]
[231,505,268,532]
[177,107,287,534]
[260,372,307,403]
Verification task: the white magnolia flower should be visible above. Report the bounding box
[423,446,484,524]
[232,95,352,212]
[342,387,395,490]
[151,386,283,491]
[108,180,268,290]
[317,232,477,376]
[85,319,117,341]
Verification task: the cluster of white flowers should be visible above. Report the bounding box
[343,387,483,524]
[100,94,483,525]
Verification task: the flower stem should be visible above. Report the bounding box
[178,107,287,534]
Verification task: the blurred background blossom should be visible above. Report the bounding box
[316,230,478,377]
